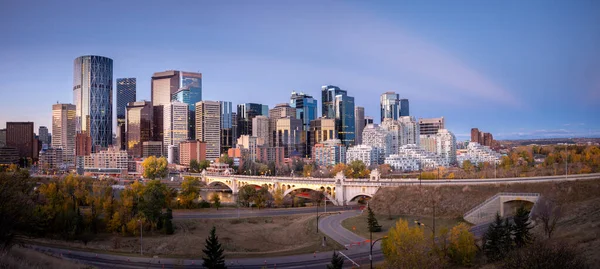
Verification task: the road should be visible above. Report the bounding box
[27,209,379,269]
[173,206,355,219]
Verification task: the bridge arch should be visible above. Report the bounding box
[348,193,373,202]
[283,185,336,204]
[205,177,235,192]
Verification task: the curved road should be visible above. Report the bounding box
[173,206,354,219]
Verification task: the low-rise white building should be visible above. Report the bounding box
[78,147,128,175]
[436,129,457,164]
[456,142,501,166]
[346,145,379,167]
[384,154,420,171]
[385,144,449,171]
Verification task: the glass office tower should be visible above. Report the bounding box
[380,91,410,122]
[290,91,317,157]
[220,101,234,153]
[73,55,113,152]
[236,103,268,139]
[116,78,136,150]
[321,85,355,147]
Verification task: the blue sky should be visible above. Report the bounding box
[1,0,599,140]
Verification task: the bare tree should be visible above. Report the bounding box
[531,198,562,239]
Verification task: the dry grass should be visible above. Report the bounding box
[30,214,342,259]
[371,178,600,267]
[370,178,600,218]
[0,245,91,269]
[341,212,463,240]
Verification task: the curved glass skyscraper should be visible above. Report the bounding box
[73,55,113,152]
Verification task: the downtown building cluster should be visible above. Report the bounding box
[0,55,502,175]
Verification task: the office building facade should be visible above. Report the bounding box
[313,139,346,167]
[179,140,207,166]
[163,101,189,163]
[39,126,49,147]
[419,117,445,135]
[380,92,409,121]
[6,122,35,159]
[321,85,355,147]
[252,115,269,145]
[309,117,336,155]
[0,129,5,147]
[236,103,268,139]
[73,55,113,151]
[196,101,221,160]
[219,101,235,154]
[52,104,77,165]
[354,106,365,145]
[126,101,153,158]
[116,78,136,150]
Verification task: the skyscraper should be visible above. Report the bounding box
[126,101,153,158]
[52,104,76,165]
[6,122,35,160]
[321,85,355,147]
[419,117,445,135]
[163,101,189,163]
[268,103,297,146]
[290,92,317,157]
[196,101,221,160]
[252,115,269,145]
[275,116,304,157]
[380,91,409,121]
[73,55,113,152]
[219,101,234,154]
[38,126,49,147]
[354,106,365,145]
[116,78,136,150]
[151,71,202,141]
[0,129,6,147]
[309,117,336,154]
[236,103,268,139]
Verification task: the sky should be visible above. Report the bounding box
[1,0,599,140]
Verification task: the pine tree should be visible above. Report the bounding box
[483,213,512,262]
[367,204,382,232]
[202,226,226,269]
[512,205,533,248]
[164,208,174,235]
[327,251,344,269]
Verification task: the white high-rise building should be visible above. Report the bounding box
[346,145,379,167]
[436,129,457,164]
[52,104,76,166]
[163,101,189,164]
[196,101,221,160]
[362,124,393,164]
[313,139,346,167]
[399,116,420,145]
[252,115,269,144]
[380,118,401,153]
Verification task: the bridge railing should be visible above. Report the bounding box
[463,193,501,218]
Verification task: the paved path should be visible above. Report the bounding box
[173,206,354,219]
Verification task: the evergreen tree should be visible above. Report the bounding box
[164,208,174,235]
[483,213,512,262]
[512,205,533,248]
[327,251,344,269]
[367,204,382,232]
[202,226,226,269]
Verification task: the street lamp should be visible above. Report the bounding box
[414,219,435,239]
[370,235,388,269]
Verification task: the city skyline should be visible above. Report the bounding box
[1,1,599,140]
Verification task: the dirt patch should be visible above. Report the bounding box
[30,214,341,258]
[0,245,91,269]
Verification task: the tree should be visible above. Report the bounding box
[483,213,513,262]
[139,180,168,231]
[142,156,168,180]
[210,193,221,210]
[199,160,211,171]
[367,204,382,232]
[164,208,174,235]
[0,172,36,250]
[347,160,370,178]
[179,177,201,209]
[202,226,226,269]
[532,198,562,239]
[378,164,392,178]
[273,187,284,207]
[238,185,256,207]
[381,219,433,268]
[253,186,269,209]
[190,159,200,172]
[503,241,587,269]
[327,251,344,269]
[303,164,314,177]
[512,205,533,248]
[219,154,233,167]
[448,223,477,266]
[462,160,474,174]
